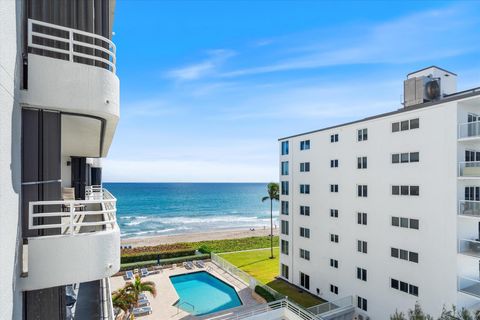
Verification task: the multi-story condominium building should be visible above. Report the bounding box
[278,66,480,319]
[1,1,120,319]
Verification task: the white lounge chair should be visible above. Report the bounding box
[137,298,150,307]
[141,268,149,277]
[183,262,191,270]
[125,270,134,280]
[132,306,152,317]
[194,260,205,268]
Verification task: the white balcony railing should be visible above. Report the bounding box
[28,18,116,73]
[458,276,480,299]
[459,200,480,217]
[459,162,480,178]
[307,296,353,316]
[28,188,116,236]
[86,185,104,200]
[459,239,480,258]
[459,121,480,140]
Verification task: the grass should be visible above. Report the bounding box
[220,248,325,308]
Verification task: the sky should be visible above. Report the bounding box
[103,0,480,182]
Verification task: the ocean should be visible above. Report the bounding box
[104,183,279,238]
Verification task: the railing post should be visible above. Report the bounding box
[69,29,74,62]
[69,203,74,234]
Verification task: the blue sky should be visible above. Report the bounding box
[103,0,480,182]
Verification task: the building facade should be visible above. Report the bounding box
[0,1,120,319]
[278,67,480,319]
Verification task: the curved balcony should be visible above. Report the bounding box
[459,162,480,179]
[459,201,480,218]
[459,121,480,142]
[21,19,119,157]
[21,188,120,291]
[459,276,480,299]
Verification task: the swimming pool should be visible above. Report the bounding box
[170,271,242,316]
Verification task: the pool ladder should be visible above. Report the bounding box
[176,301,195,315]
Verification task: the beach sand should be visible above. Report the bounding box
[121,227,279,247]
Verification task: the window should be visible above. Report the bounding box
[330,159,339,168]
[300,162,310,172]
[357,296,367,312]
[392,216,419,230]
[357,128,368,141]
[357,267,367,281]
[391,278,418,296]
[300,272,310,290]
[330,134,339,143]
[300,184,310,194]
[465,186,480,201]
[281,181,289,195]
[330,284,339,295]
[357,156,367,169]
[330,234,339,243]
[300,249,310,261]
[300,206,310,216]
[330,184,339,193]
[391,247,419,263]
[330,259,338,268]
[392,152,420,164]
[330,209,339,218]
[281,141,289,155]
[392,118,419,133]
[281,161,289,175]
[281,220,289,235]
[357,240,367,254]
[357,185,368,197]
[281,201,289,215]
[357,212,367,225]
[300,140,311,150]
[281,264,289,279]
[281,240,289,255]
[300,227,310,238]
[392,185,419,196]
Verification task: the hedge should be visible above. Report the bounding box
[255,285,276,302]
[120,253,210,271]
[121,248,196,264]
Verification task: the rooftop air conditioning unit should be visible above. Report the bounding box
[403,76,441,107]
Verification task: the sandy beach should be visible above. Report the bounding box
[121,227,279,247]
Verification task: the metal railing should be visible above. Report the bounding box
[459,121,480,139]
[458,276,480,299]
[205,299,322,320]
[86,185,104,200]
[28,188,117,236]
[459,162,480,177]
[307,296,353,315]
[28,18,116,73]
[459,200,480,217]
[211,252,284,300]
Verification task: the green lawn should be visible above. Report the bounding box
[220,248,325,308]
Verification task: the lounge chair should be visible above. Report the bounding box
[137,298,150,307]
[132,306,152,317]
[141,268,149,277]
[183,262,192,270]
[194,260,205,268]
[187,261,194,269]
[139,293,147,300]
[125,270,134,280]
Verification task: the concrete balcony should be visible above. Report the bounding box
[459,277,480,299]
[459,201,480,218]
[459,239,480,258]
[20,188,120,291]
[459,162,480,179]
[21,19,119,157]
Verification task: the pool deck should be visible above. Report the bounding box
[111,261,262,320]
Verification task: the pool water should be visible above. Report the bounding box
[170,271,242,316]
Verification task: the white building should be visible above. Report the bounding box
[0,1,120,319]
[278,66,480,319]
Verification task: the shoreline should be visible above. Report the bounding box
[121,227,279,247]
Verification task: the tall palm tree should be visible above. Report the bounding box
[124,275,157,306]
[262,182,279,259]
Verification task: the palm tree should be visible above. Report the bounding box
[262,182,279,259]
[124,275,157,306]
[112,288,135,319]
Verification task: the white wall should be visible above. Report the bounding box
[279,98,473,319]
[0,1,22,319]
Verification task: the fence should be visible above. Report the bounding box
[210,252,284,300]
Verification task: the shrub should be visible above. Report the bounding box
[119,253,210,271]
[255,285,276,302]
[120,248,196,264]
